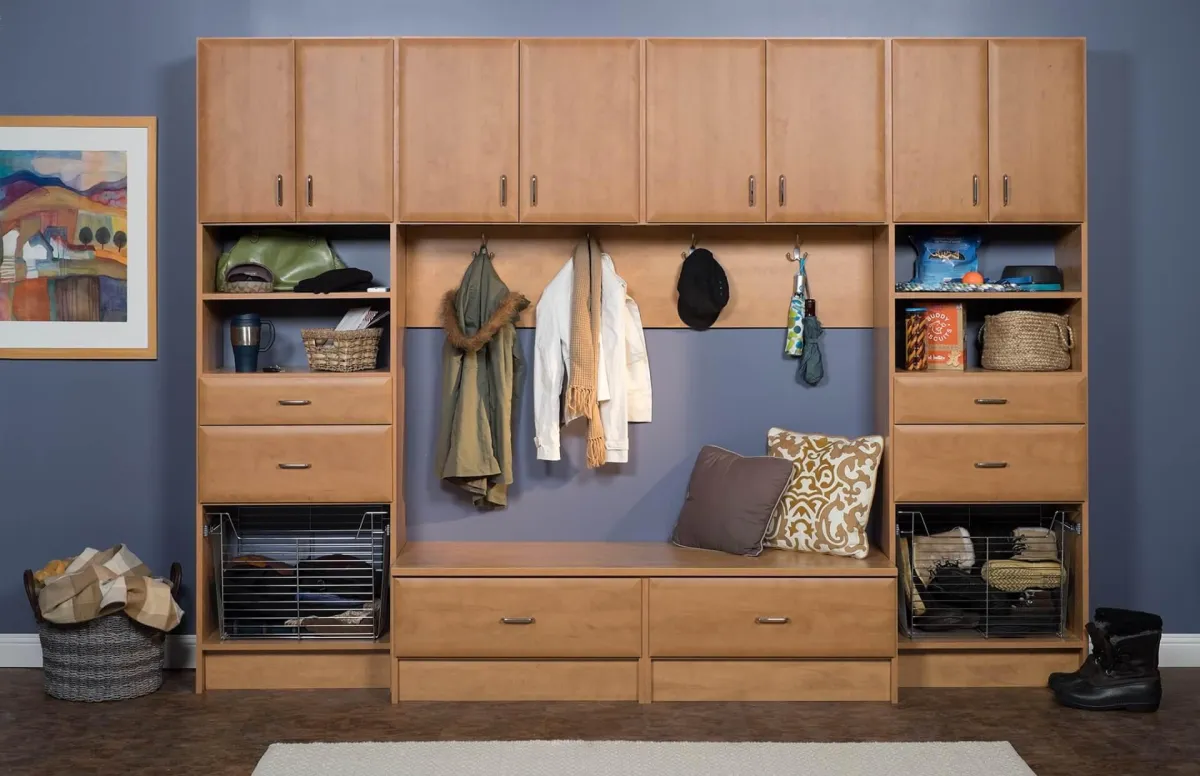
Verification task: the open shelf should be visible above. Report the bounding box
[202,633,390,652]
[895,291,1082,300]
[203,292,388,302]
[898,633,1083,651]
[201,367,390,377]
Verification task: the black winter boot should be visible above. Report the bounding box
[1047,608,1156,691]
[1053,609,1163,712]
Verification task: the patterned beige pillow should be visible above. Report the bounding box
[764,428,884,559]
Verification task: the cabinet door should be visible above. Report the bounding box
[767,39,885,223]
[296,39,394,222]
[892,39,988,223]
[198,39,295,223]
[519,39,641,223]
[989,39,1086,222]
[398,39,519,222]
[646,39,766,222]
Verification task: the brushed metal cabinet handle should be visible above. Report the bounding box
[748,175,756,207]
[974,398,1008,405]
[500,617,535,625]
[500,175,507,207]
[778,174,786,207]
[973,175,979,206]
[275,175,283,206]
[1003,174,1010,206]
[530,175,538,207]
[277,463,312,470]
[277,399,312,406]
[755,616,790,625]
[974,461,1009,469]
[306,175,313,207]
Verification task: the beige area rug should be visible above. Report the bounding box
[252,740,1037,775]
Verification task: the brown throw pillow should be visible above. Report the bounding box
[671,445,795,556]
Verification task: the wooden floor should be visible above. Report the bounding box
[1,668,1197,775]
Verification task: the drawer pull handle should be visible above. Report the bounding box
[277,463,312,470]
[500,617,535,625]
[974,398,1008,405]
[277,399,311,406]
[974,461,1009,469]
[755,616,790,625]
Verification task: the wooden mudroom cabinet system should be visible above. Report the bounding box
[194,37,1089,701]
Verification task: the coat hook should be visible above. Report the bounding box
[691,233,697,250]
[786,235,806,262]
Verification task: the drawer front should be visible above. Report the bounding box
[648,578,896,658]
[892,424,1086,502]
[652,659,891,702]
[894,373,1086,424]
[198,425,392,503]
[395,660,638,701]
[199,374,392,425]
[394,578,642,658]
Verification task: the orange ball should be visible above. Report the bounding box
[962,271,985,285]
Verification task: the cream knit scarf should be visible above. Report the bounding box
[566,237,606,468]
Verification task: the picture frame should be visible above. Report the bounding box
[0,116,157,359]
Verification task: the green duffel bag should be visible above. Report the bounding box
[215,230,346,291]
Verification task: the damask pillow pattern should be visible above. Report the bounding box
[764,428,884,559]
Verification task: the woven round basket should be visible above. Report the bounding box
[24,563,180,702]
[301,328,382,372]
[224,280,273,294]
[980,310,1073,371]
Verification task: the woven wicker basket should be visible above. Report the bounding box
[980,310,1073,371]
[301,328,382,372]
[224,280,273,294]
[24,563,181,702]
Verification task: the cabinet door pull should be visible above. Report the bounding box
[500,617,535,625]
[306,175,313,207]
[778,175,786,207]
[748,175,756,207]
[974,398,1008,405]
[530,175,538,207]
[277,399,312,406]
[275,175,283,207]
[755,616,790,625]
[277,463,312,470]
[973,461,1009,469]
[500,175,507,207]
[973,175,979,206]
[1003,175,1010,206]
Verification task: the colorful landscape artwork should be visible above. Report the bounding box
[0,149,129,322]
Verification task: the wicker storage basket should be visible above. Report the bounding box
[980,310,1074,371]
[301,328,382,372]
[224,280,273,294]
[23,563,181,702]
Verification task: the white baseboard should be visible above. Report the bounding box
[2,633,1197,670]
[0,633,196,669]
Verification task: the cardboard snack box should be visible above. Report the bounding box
[924,303,965,370]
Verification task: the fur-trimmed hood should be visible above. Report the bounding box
[440,289,529,353]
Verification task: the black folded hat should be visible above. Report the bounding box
[677,248,729,331]
[295,267,375,294]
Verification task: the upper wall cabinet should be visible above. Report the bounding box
[646,40,766,223]
[397,39,519,222]
[766,39,886,223]
[989,39,1086,222]
[892,39,989,223]
[519,39,642,223]
[296,39,394,222]
[198,40,296,223]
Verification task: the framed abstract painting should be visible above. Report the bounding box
[0,116,156,359]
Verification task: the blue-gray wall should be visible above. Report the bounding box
[2,0,1198,633]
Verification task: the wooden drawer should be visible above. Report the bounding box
[395,660,638,701]
[894,372,1085,424]
[199,374,392,425]
[648,578,895,658]
[394,578,642,658]
[652,659,891,701]
[197,425,392,503]
[892,424,1086,502]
